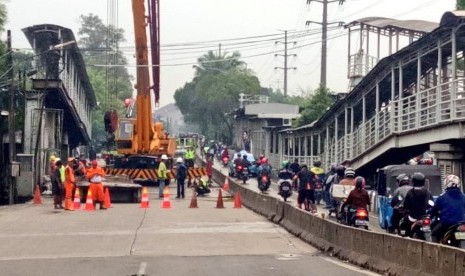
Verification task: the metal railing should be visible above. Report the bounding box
[322,77,465,164]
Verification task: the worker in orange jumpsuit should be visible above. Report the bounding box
[64,157,76,211]
[86,160,106,209]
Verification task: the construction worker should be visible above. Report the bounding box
[52,160,64,209]
[184,147,195,187]
[175,157,187,199]
[86,160,106,209]
[158,155,168,198]
[64,157,76,210]
[196,176,211,196]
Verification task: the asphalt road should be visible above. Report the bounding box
[0,185,379,276]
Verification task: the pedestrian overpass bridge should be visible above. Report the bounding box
[245,11,465,182]
[21,24,96,183]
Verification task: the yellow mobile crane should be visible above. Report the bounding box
[115,0,175,157]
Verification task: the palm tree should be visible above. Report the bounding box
[194,51,246,76]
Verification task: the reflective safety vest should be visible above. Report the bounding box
[185,150,195,160]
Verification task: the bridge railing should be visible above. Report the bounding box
[324,77,465,164]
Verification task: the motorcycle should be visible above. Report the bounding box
[278,179,293,202]
[236,165,249,184]
[258,174,270,192]
[341,205,369,229]
[399,199,434,241]
[222,156,229,167]
[399,214,432,241]
[441,222,465,249]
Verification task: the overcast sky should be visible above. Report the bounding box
[5,0,457,106]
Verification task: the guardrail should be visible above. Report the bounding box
[203,159,465,276]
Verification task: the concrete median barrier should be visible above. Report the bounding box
[208,161,465,275]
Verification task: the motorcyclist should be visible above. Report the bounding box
[278,161,293,180]
[256,154,265,166]
[402,172,433,237]
[310,160,326,205]
[431,174,465,242]
[293,165,316,212]
[334,165,345,184]
[221,146,229,160]
[339,167,356,186]
[389,174,412,233]
[256,157,272,186]
[289,158,300,175]
[323,164,337,208]
[343,176,371,223]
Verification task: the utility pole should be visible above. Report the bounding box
[218,43,222,57]
[306,0,345,88]
[275,30,297,97]
[7,30,16,204]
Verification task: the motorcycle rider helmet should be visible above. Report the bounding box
[314,160,322,167]
[355,176,365,189]
[261,158,268,164]
[259,154,265,160]
[396,174,410,187]
[330,164,337,173]
[444,174,460,189]
[176,157,183,163]
[281,160,289,169]
[411,172,426,187]
[336,165,345,178]
[344,167,355,178]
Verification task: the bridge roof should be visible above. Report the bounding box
[244,103,300,119]
[22,24,96,107]
[346,17,438,34]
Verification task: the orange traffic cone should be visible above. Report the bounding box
[189,190,198,208]
[162,186,171,209]
[234,191,242,208]
[103,187,112,209]
[33,184,42,204]
[73,189,81,210]
[223,177,230,191]
[84,189,95,211]
[140,187,150,208]
[216,189,225,208]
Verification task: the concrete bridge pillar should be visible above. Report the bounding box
[430,143,464,192]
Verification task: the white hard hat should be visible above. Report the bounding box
[176,157,183,163]
[161,154,168,160]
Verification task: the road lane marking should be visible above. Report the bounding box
[137,262,147,276]
[321,257,380,276]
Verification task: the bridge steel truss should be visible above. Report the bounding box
[270,13,465,178]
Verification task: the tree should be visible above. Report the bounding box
[295,85,335,127]
[77,14,133,144]
[458,0,465,9]
[174,51,260,143]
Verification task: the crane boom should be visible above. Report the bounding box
[115,0,176,157]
